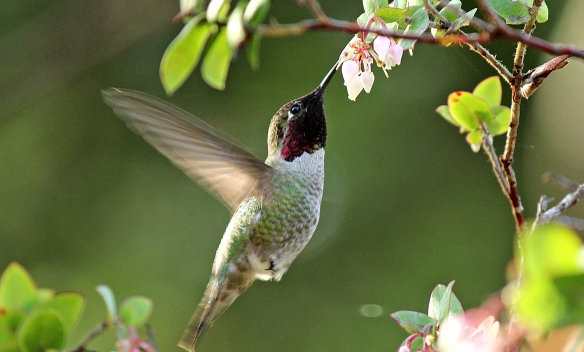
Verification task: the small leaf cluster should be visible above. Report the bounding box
[0,262,84,352]
[392,281,463,351]
[96,285,154,350]
[487,0,548,25]
[0,263,155,352]
[430,0,477,40]
[160,0,269,93]
[510,223,584,332]
[436,76,511,152]
[358,0,432,51]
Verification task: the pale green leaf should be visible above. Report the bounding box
[466,130,483,152]
[448,91,494,130]
[119,296,153,328]
[246,31,261,70]
[363,0,388,16]
[473,76,502,107]
[487,0,548,25]
[37,292,84,333]
[487,106,510,136]
[391,311,435,334]
[201,28,234,90]
[439,0,462,22]
[96,285,117,321]
[0,263,38,313]
[18,310,66,352]
[160,15,217,95]
[374,7,407,27]
[399,7,429,50]
[436,105,460,127]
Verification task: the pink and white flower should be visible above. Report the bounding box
[338,31,404,100]
[438,315,503,352]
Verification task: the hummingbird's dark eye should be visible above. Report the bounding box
[290,104,302,115]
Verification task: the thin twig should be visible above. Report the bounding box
[538,184,584,224]
[466,41,513,85]
[542,172,581,192]
[556,215,584,231]
[254,18,584,60]
[479,122,509,195]
[425,0,448,23]
[305,0,329,23]
[146,324,159,352]
[477,0,546,234]
[425,0,514,85]
[68,321,110,352]
[532,195,553,233]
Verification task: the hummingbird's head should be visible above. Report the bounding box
[267,63,337,163]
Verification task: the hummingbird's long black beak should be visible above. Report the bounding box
[314,60,339,95]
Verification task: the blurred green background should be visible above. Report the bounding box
[1,0,583,351]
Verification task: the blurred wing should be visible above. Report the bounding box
[103,88,271,212]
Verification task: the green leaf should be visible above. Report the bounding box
[448,91,494,130]
[428,281,463,323]
[18,309,66,352]
[119,296,153,328]
[363,0,388,16]
[513,223,584,331]
[201,28,234,90]
[0,328,19,352]
[473,76,501,107]
[552,274,584,327]
[37,292,84,333]
[36,289,54,305]
[0,310,25,332]
[243,0,270,24]
[246,31,261,70]
[226,1,247,49]
[207,0,231,22]
[486,0,548,25]
[374,7,407,27]
[0,263,38,313]
[404,0,425,16]
[450,8,477,32]
[357,13,369,27]
[536,2,548,23]
[366,21,397,43]
[160,15,217,95]
[439,0,462,22]
[436,105,460,127]
[486,106,510,136]
[399,7,429,51]
[466,130,483,153]
[408,336,424,352]
[393,0,406,8]
[522,223,582,278]
[391,310,435,334]
[96,285,117,321]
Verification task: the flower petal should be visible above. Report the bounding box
[373,35,391,58]
[346,74,364,100]
[342,60,360,86]
[388,44,403,66]
[361,71,375,93]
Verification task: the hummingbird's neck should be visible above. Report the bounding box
[265,148,325,174]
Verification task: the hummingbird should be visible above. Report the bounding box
[102,62,337,351]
